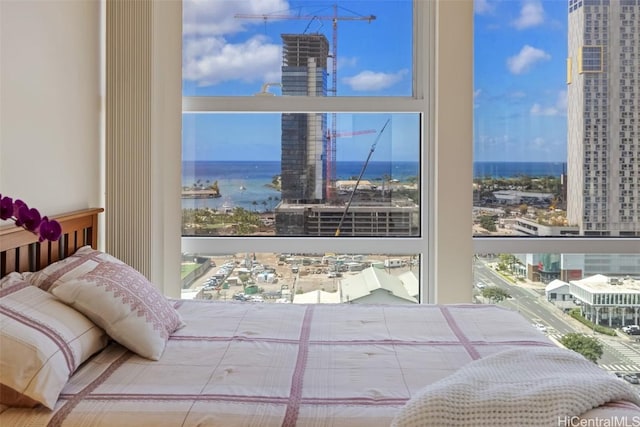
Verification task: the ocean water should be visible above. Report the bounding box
[474,161,566,179]
[182,160,419,211]
[182,161,566,211]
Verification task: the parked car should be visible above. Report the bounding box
[232,293,247,301]
[623,374,639,385]
[476,282,487,290]
[623,325,640,334]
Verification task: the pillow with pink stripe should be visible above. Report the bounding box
[0,279,108,409]
[28,246,184,361]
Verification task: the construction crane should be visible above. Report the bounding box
[235,5,376,200]
[335,119,390,237]
[330,129,377,139]
[326,129,377,198]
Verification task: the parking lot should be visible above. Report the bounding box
[188,253,416,302]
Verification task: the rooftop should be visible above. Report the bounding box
[571,274,640,294]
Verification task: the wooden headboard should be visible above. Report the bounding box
[0,208,103,277]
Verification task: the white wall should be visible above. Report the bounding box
[0,0,101,216]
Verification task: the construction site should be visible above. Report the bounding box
[236,7,420,238]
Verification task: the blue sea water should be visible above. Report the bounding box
[474,161,566,178]
[182,161,566,211]
[181,160,419,211]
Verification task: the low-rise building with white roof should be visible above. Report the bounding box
[569,274,640,328]
[339,267,418,304]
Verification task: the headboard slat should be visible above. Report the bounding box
[0,208,103,277]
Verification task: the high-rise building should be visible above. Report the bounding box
[280,34,330,204]
[275,33,420,236]
[517,1,640,284]
[566,0,639,237]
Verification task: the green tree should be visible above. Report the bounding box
[559,333,603,363]
[481,286,511,303]
[238,273,251,291]
[479,215,497,232]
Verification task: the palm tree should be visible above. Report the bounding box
[210,180,220,196]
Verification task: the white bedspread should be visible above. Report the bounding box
[2,301,638,427]
[392,346,640,427]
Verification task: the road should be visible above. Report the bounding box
[474,258,640,390]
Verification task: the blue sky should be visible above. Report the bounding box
[474,0,568,162]
[182,0,568,163]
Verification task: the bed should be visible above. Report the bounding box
[1,208,639,426]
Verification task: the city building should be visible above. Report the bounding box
[566,0,640,237]
[275,202,419,236]
[280,34,330,204]
[339,267,418,304]
[569,274,640,327]
[515,252,640,283]
[515,0,640,282]
[275,33,419,236]
[512,217,579,239]
[545,279,574,311]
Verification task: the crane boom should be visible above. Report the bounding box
[335,119,391,237]
[331,129,377,139]
[234,14,376,22]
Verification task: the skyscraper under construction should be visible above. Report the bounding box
[280,34,330,204]
[274,33,419,237]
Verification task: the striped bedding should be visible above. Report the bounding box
[1,301,635,426]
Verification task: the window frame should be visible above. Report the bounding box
[180,1,472,304]
[168,0,640,303]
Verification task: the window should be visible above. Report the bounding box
[473,0,639,370]
[180,1,472,303]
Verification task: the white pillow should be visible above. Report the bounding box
[0,280,108,409]
[0,272,28,289]
[28,246,185,360]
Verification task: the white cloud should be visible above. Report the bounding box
[507,45,551,74]
[474,89,482,98]
[474,0,494,15]
[183,0,291,36]
[342,69,408,92]
[512,0,545,30]
[183,35,282,86]
[530,90,567,116]
[182,0,290,86]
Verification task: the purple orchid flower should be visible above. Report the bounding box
[0,195,13,220]
[1,195,62,242]
[12,199,27,224]
[38,217,62,242]
[16,204,42,232]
